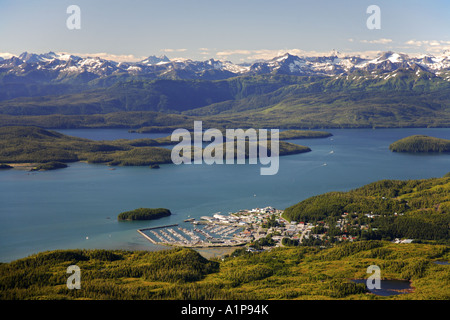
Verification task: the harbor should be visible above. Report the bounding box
[136,206,298,249]
[137,204,375,251]
[137,222,247,248]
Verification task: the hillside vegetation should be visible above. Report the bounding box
[283,176,450,242]
[0,242,449,300]
[389,135,450,153]
[1,72,449,130]
[0,126,173,166]
[0,126,313,167]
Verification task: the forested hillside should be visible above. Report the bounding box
[283,176,450,242]
[1,242,449,300]
[1,72,449,129]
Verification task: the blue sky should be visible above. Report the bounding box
[1,0,449,62]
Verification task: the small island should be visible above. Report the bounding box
[118,208,171,221]
[279,130,333,140]
[30,161,68,171]
[389,135,450,153]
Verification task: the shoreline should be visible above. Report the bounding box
[5,163,39,170]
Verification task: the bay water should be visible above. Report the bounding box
[0,128,448,262]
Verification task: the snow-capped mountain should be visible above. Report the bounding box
[247,51,450,77]
[1,51,450,84]
[140,55,170,65]
[19,51,59,63]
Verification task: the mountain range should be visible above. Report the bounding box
[0,50,449,129]
[2,51,450,84]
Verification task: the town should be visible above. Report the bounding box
[137,206,414,251]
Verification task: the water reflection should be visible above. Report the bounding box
[352,279,413,296]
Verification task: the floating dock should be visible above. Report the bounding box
[137,222,245,248]
[137,224,179,244]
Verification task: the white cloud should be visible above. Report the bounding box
[0,51,146,62]
[360,38,393,44]
[215,49,289,61]
[216,49,310,61]
[199,48,210,55]
[405,40,423,46]
[404,40,450,55]
[0,52,16,59]
[245,49,290,60]
[161,48,188,53]
[60,52,145,62]
[212,48,385,62]
[216,49,252,57]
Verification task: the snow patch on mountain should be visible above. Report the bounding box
[2,50,450,83]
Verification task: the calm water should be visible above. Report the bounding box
[352,279,413,296]
[0,128,449,262]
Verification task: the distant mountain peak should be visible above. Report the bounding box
[141,55,170,65]
[274,52,295,61]
[18,51,59,63]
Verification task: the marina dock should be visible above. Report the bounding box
[137,224,179,245]
[137,220,246,248]
[137,206,285,249]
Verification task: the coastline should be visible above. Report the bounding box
[6,163,39,170]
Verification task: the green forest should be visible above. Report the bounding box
[118,208,171,221]
[0,126,174,166]
[29,161,68,171]
[0,126,316,167]
[389,135,450,153]
[283,175,450,243]
[0,242,449,300]
[1,72,449,130]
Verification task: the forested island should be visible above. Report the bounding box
[278,129,332,139]
[118,208,171,221]
[0,126,173,167]
[30,161,68,171]
[389,135,450,153]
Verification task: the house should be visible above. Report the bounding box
[394,238,414,244]
[286,225,297,232]
[213,214,227,220]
